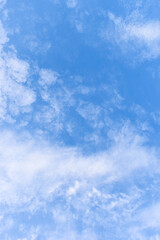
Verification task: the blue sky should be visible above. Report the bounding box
[0,0,160,239]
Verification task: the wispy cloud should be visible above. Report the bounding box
[39,69,59,87]
[0,123,159,238]
[0,10,36,123]
[0,52,36,121]
[106,12,160,59]
[0,0,6,10]
[1,0,160,239]
[0,20,8,46]
[0,123,157,206]
[66,0,78,8]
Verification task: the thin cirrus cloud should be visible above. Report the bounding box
[0,0,6,9]
[0,52,36,121]
[0,19,35,121]
[0,124,158,239]
[0,0,160,239]
[66,0,78,8]
[0,20,8,46]
[0,124,154,206]
[39,69,59,87]
[106,12,160,59]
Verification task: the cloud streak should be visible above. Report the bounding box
[0,123,157,207]
[0,124,159,239]
[106,12,160,59]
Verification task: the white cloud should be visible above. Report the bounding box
[126,201,160,239]
[0,14,36,122]
[0,126,153,238]
[151,111,160,125]
[66,0,77,8]
[77,102,103,128]
[0,20,8,47]
[36,73,76,130]
[0,130,112,206]
[67,180,82,196]
[39,69,59,87]
[0,1,159,239]
[6,56,29,83]
[107,12,160,59]
[125,22,160,43]
[0,123,157,208]
[37,68,124,134]
[75,20,83,33]
[0,0,6,10]
[130,104,146,117]
[0,53,36,120]
[23,34,51,54]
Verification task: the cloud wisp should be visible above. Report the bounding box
[106,12,160,60]
[1,0,160,239]
[0,124,159,239]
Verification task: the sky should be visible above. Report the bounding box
[0,0,160,239]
